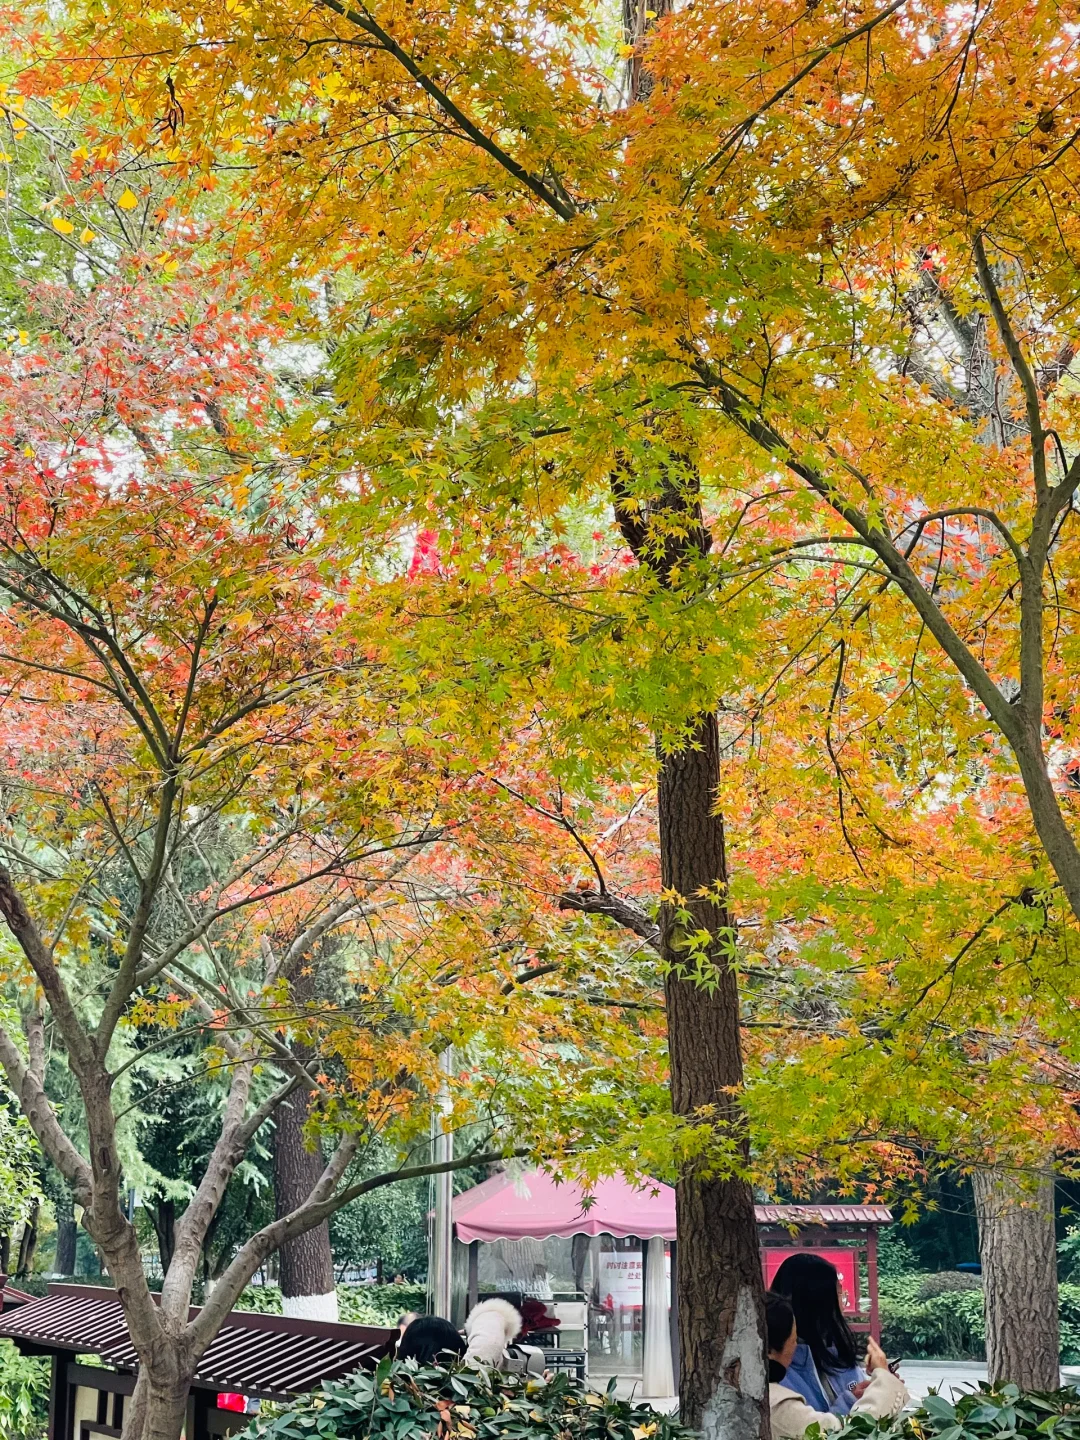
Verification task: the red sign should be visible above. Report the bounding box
[761,1248,860,1314]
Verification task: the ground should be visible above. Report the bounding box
[612,1364,1080,1411]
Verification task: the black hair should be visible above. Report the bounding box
[765,1291,796,1354]
[771,1253,858,1373]
[396,1316,467,1365]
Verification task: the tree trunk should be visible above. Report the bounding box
[273,1085,338,1320]
[151,1199,176,1274]
[659,716,768,1439]
[972,1166,1059,1389]
[55,1211,77,1276]
[16,1201,38,1276]
[122,1364,193,1440]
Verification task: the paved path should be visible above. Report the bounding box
[610,1363,1080,1414]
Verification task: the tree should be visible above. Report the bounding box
[0,267,664,1440]
[22,0,1080,1406]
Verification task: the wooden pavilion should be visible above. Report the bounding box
[0,1284,394,1440]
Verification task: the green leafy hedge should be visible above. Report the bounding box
[835,1384,1080,1440]
[233,1283,426,1326]
[246,1359,690,1440]
[879,1281,1080,1361]
[0,1340,49,1440]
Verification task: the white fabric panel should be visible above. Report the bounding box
[641,1237,674,1397]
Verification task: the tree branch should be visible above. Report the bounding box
[194,1144,526,1343]
[315,0,576,219]
[972,233,1046,496]
[0,1023,92,1203]
[558,887,661,951]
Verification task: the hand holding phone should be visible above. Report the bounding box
[865,1337,889,1373]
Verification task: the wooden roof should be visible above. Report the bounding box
[0,1285,393,1400]
[755,1204,894,1228]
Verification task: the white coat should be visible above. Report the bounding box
[769,1366,909,1439]
[463,1298,523,1367]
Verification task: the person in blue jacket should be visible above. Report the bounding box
[770,1253,868,1417]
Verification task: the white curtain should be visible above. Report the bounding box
[641,1237,674,1397]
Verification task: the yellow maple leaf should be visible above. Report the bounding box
[51,215,75,235]
[312,72,344,99]
[117,188,139,210]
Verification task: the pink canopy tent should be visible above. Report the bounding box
[452,1170,675,1244]
[452,1170,891,1347]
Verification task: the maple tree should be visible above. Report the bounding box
[11,0,1080,1421]
[0,253,670,1440]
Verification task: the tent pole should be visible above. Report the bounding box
[639,1236,648,1380]
[431,1047,454,1319]
[468,1240,479,1312]
[669,1239,680,1391]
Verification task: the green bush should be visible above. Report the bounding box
[880,1281,1080,1361]
[880,1287,986,1360]
[915,1273,983,1302]
[0,1340,49,1440]
[232,1286,282,1315]
[246,1358,691,1440]
[878,1273,923,1306]
[337,1284,426,1327]
[876,1229,921,1281]
[1060,1226,1080,1284]
[1059,1285,1080,1363]
[835,1383,1080,1440]
[232,1283,425,1326]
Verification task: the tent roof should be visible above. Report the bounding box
[452,1172,892,1243]
[453,1171,676,1242]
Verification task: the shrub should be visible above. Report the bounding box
[1059,1285,1080,1363]
[246,1358,692,1440]
[337,1284,426,1326]
[1060,1226,1080,1284]
[879,1288,985,1359]
[0,1340,49,1440]
[915,1273,983,1302]
[876,1230,921,1281]
[877,1273,923,1306]
[880,1280,1080,1362]
[232,1283,425,1326]
[836,1384,1080,1440]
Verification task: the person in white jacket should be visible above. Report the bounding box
[463,1297,525,1366]
[767,1292,908,1439]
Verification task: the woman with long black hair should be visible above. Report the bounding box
[766,1292,907,1438]
[771,1253,886,1417]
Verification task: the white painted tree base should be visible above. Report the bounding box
[282,1290,340,1322]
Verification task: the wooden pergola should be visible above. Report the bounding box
[0,1285,394,1440]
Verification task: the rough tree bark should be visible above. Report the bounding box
[273,1085,338,1320]
[272,961,338,1320]
[16,1200,39,1276]
[612,458,768,1438]
[972,1167,1059,1389]
[659,721,767,1439]
[124,1355,198,1440]
[55,1210,77,1276]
